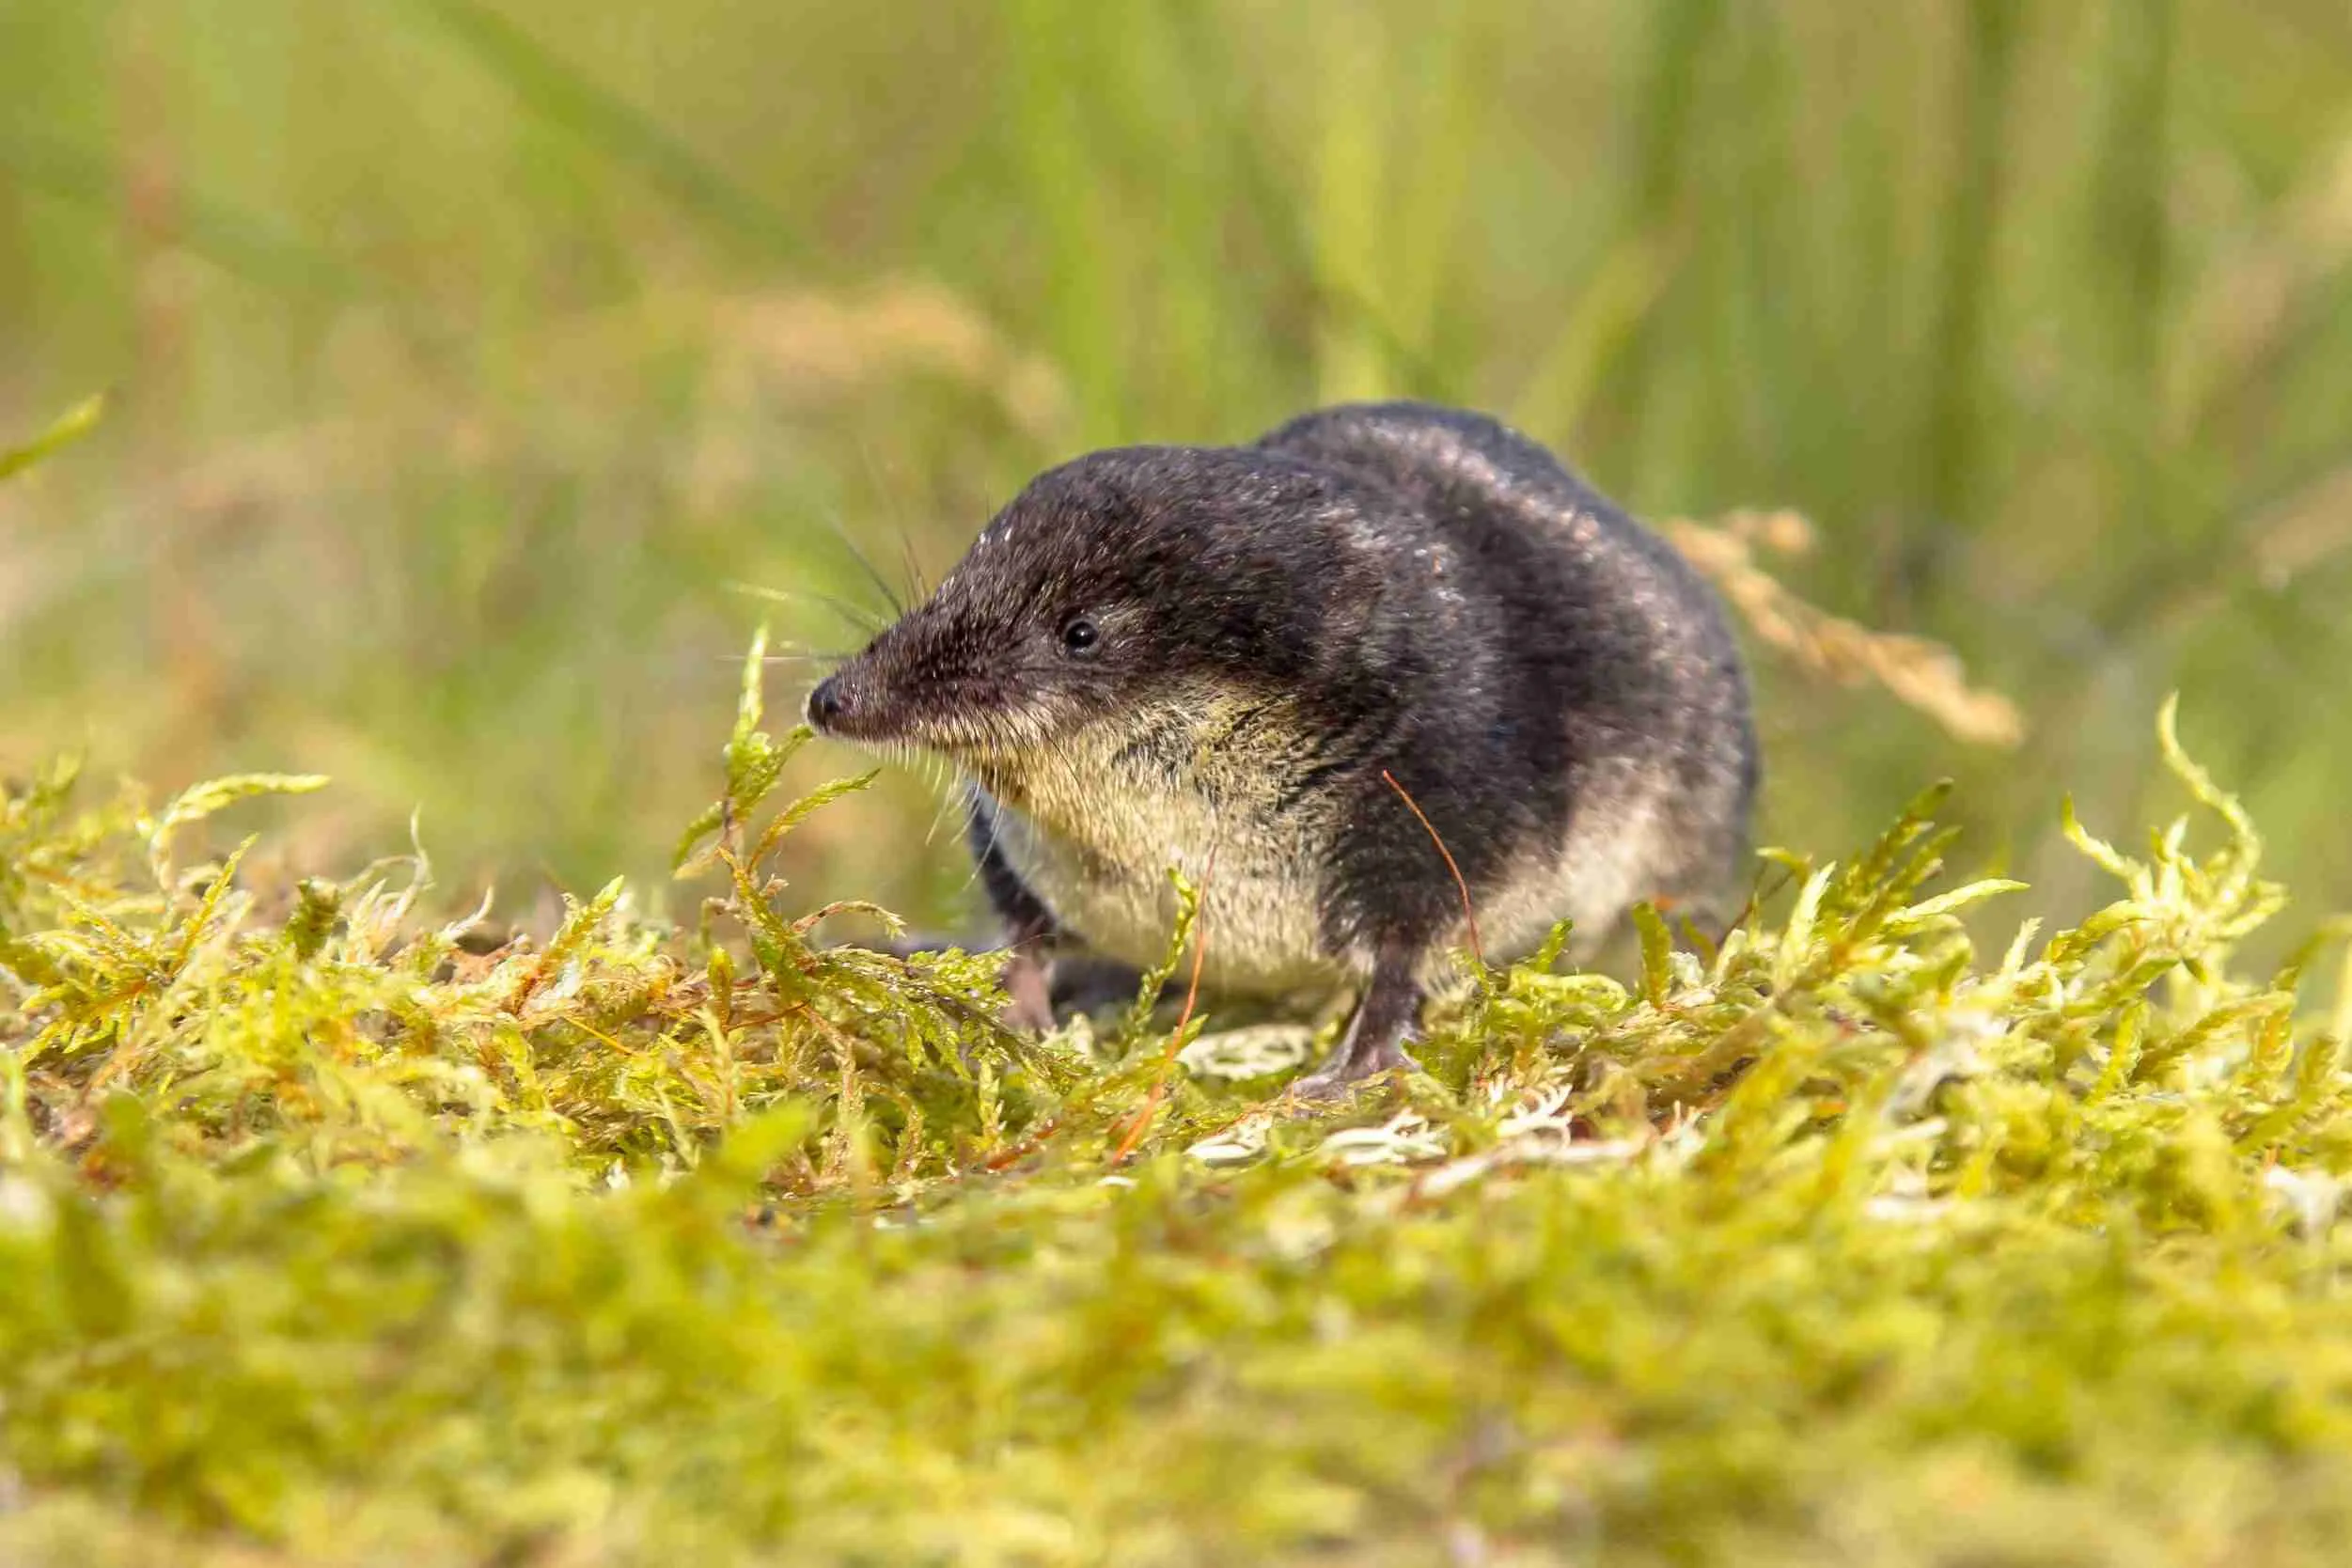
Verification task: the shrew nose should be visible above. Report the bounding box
[807,676,847,731]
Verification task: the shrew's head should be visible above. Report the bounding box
[806,446,1373,762]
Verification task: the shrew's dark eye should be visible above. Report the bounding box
[1060,617,1100,657]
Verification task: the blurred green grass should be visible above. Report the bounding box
[3,0,2351,938]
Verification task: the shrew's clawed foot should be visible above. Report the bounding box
[1287,1035,1420,1102]
[1288,946,1424,1101]
[1048,954,1149,1020]
[1000,949,1057,1033]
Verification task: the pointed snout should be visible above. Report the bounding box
[805,669,870,737]
[802,614,1006,753]
[806,673,848,732]
[804,660,902,742]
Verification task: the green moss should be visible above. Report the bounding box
[4,642,2351,1565]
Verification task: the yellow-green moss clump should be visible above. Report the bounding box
[5,641,2351,1566]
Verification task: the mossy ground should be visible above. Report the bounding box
[5,638,2351,1567]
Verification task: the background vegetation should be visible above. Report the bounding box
[5,0,2351,936]
[8,3,2352,1562]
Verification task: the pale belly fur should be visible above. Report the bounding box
[975,705,1681,993]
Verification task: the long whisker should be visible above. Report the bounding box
[899,530,932,605]
[705,648,850,666]
[820,511,907,618]
[958,783,1010,911]
[922,756,961,849]
[846,436,935,610]
[724,580,887,636]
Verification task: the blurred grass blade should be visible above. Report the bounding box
[1308,6,1389,401]
[0,127,368,300]
[1921,0,2024,537]
[1513,233,1677,445]
[1601,0,1726,452]
[403,0,807,260]
[0,394,104,484]
[1155,0,1450,401]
